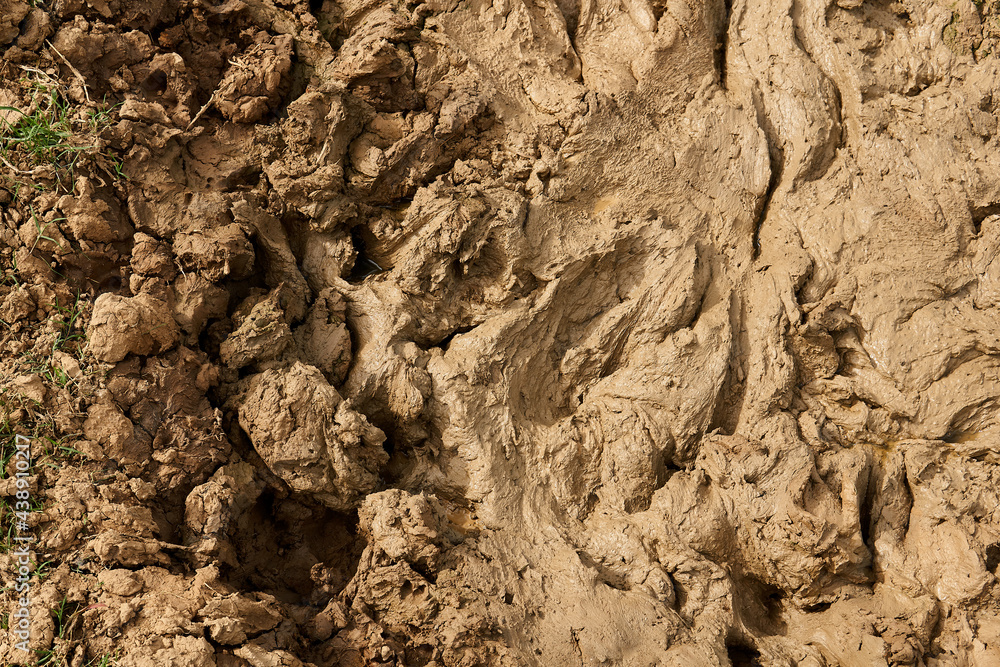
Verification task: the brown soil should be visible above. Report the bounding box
[2,0,1000,665]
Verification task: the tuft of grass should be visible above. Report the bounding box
[49,292,86,358]
[0,413,80,478]
[0,499,18,552]
[35,598,89,666]
[0,253,20,288]
[0,86,92,188]
[87,654,119,667]
[15,292,90,391]
[35,433,84,470]
[0,484,43,553]
[32,559,53,580]
[20,291,90,383]
[27,206,64,255]
[0,73,123,194]
[16,206,69,282]
[52,598,74,637]
[0,419,18,477]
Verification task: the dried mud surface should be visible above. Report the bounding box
[2,0,1000,665]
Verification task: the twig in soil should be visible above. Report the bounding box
[0,154,35,175]
[46,40,91,104]
[186,90,218,131]
[18,65,54,81]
